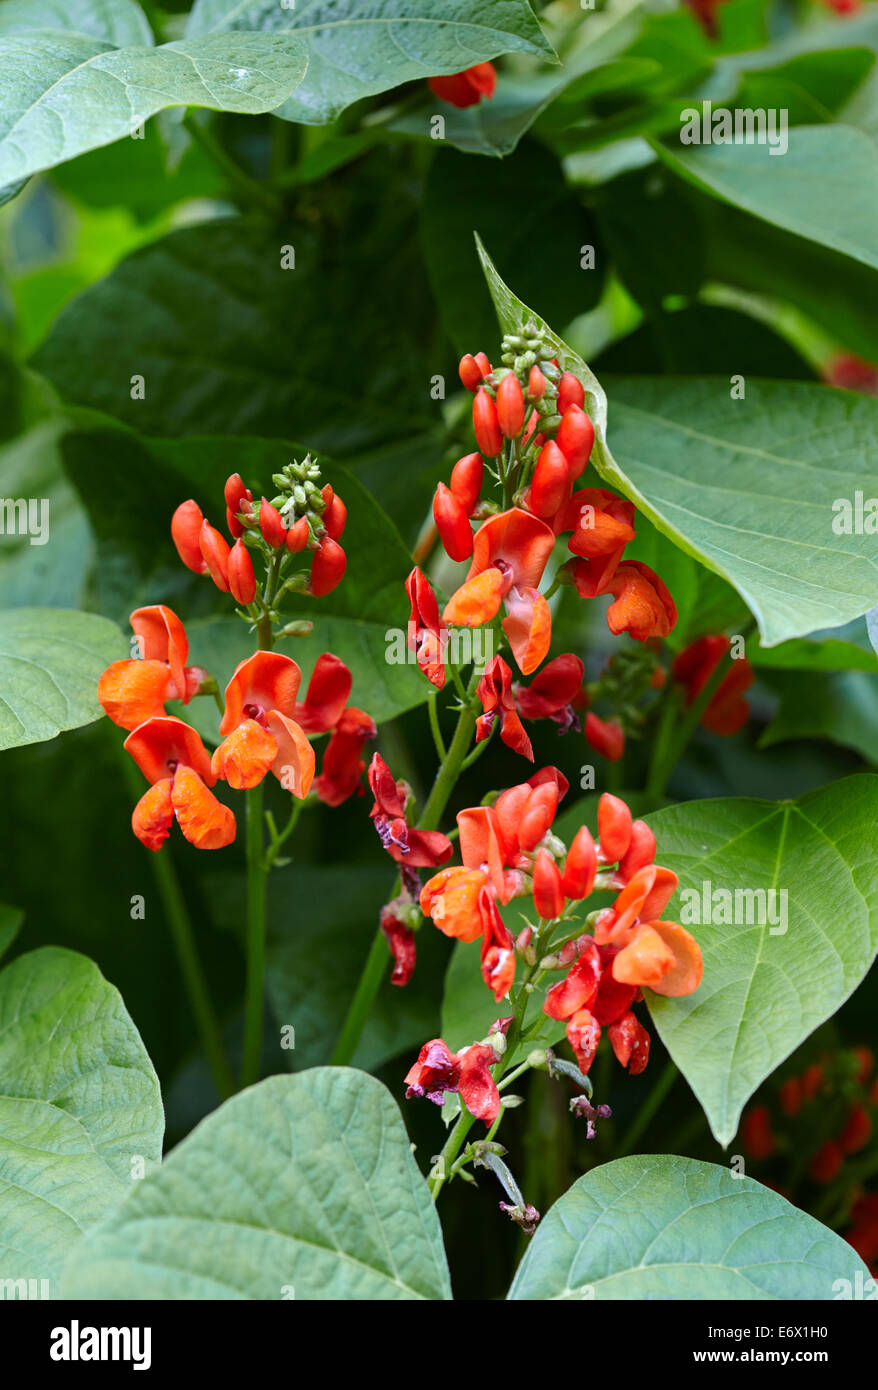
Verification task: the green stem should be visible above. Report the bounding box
[616,1059,677,1156]
[428,692,446,761]
[331,669,480,1066]
[241,781,266,1089]
[118,741,234,1099]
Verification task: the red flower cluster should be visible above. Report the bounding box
[430,335,675,675]
[171,463,347,602]
[405,1032,504,1125]
[428,62,497,109]
[98,465,375,850]
[408,788,702,1122]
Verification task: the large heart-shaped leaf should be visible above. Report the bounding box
[0,0,153,46]
[642,776,878,1146]
[477,240,878,645]
[0,30,309,188]
[0,947,163,1296]
[760,670,878,762]
[508,1156,870,1299]
[186,0,554,126]
[0,904,23,963]
[0,608,125,751]
[61,1069,450,1300]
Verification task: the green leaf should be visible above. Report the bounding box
[655,125,878,273]
[477,238,878,645]
[642,776,878,1145]
[747,619,878,673]
[0,904,23,964]
[594,304,815,379]
[33,207,438,448]
[186,0,554,126]
[0,0,153,46]
[0,608,125,751]
[0,947,163,1296]
[61,1069,450,1300]
[508,1155,870,1299]
[0,31,309,187]
[760,670,878,762]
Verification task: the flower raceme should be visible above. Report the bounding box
[429,328,676,674]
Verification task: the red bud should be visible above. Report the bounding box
[433,482,474,562]
[475,352,492,377]
[228,538,256,604]
[531,440,570,518]
[171,500,207,573]
[528,365,547,400]
[496,373,525,438]
[321,485,347,540]
[473,387,503,457]
[449,452,483,515]
[561,826,597,900]
[597,793,632,864]
[199,519,231,592]
[459,354,482,392]
[286,516,310,553]
[557,371,585,414]
[223,474,252,537]
[617,820,656,882]
[533,849,565,920]
[556,405,594,480]
[584,712,624,761]
[311,537,346,596]
[259,497,287,548]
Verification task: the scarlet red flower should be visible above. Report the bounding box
[532,849,564,920]
[567,1008,601,1074]
[200,520,231,592]
[405,568,447,691]
[496,373,525,438]
[228,539,256,604]
[457,1042,501,1124]
[125,716,235,852]
[458,353,491,391]
[449,451,484,515]
[294,653,353,734]
[531,440,570,518]
[368,753,453,867]
[443,508,555,674]
[479,888,516,1000]
[605,561,677,641]
[98,606,203,732]
[514,653,584,734]
[310,537,346,596]
[556,488,636,560]
[476,655,533,760]
[584,712,625,762]
[380,905,416,987]
[544,941,601,1021]
[171,500,206,573]
[607,1011,650,1075]
[473,387,503,457]
[314,706,376,806]
[405,1039,460,1104]
[428,62,497,109]
[212,651,315,795]
[405,1035,501,1125]
[224,473,252,538]
[259,497,287,548]
[672,635,753,735]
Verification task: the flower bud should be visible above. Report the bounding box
[171,500,207,573]
[433,482,474,562]
[561,826,598,900]
[527,365,547,401]
[310,537,346,596]
[597,793,632,864]
[557,371,585,414]
[228,538,256,604]
[584,711,624,761]
[459,354,482,391]
[223,473,252,537]
[533,848,565,920]
[473,387,503,457]
[449,452,483,515]
[199,519,231,592]
[556,405,594,480]
[531,440,570,518]
[286,516,310,553]
[259,497,287,548]
[474,351,492,378]
[495,373,525,438]
[617,819,656,882]
[321,485,347,540]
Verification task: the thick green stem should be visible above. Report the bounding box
[241,781,267,1088]
[331,670,480,1066]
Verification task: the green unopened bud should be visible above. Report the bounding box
[279,619,314,637]
[501,1094,524,1109]
[527,1048,551,1071]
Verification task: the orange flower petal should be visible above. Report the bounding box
[130,605,189,702]
[211,719,278,790]
[98,659,170,731]
[611,924,675,989]
[170,765,236,850]
[266,711,315,798]
[219,651,303,735]
[642,920,703,997]
[442,568,504,626]
[420,866,487,942]
[502,585,551,675]
[124,716,215,786]
[469,508,555,589]
[132,778,174,852]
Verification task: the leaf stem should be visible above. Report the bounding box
[241,781,267,1089]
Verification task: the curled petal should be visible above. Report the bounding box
[295,653,352,734]
[612,924,676,989]
[515,653,584,720]
[219,651,303,735]
[404,1039,460,1103]
[605,561,677,642]
[642,920,703,997]
[458,1043,501,1125]
[211,719,277,790]
[566,1009,601,1075]
[130,606,189,699]
[420,866,487,943]
[458,805,509,901]
[132,778,174,852]
[380,907,416,987]
[266,711,316,798]
[443,567,505,627]
[124,715,214,787]
[98,659,171,731]
[480,890,516,1001]
[314,707,375,807]
[544,941,601,1021]
[170,766,236,850]
[469,508,555,590]
[502,584,551,675]
[607,1011,651,1075]
[639,866,679,923]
